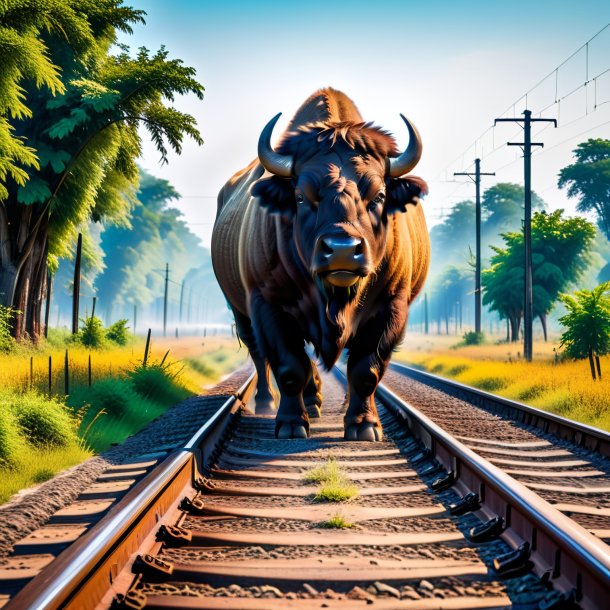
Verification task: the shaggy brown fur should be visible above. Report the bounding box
[211,88,430,441]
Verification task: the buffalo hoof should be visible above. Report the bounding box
[276,423,309,439]
[344,422,383,442]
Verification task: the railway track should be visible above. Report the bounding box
[1,363,609,609]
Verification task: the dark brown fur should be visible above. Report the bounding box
[212,88,430,440]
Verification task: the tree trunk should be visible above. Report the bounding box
[588,348,597,380]
[539,313,548,342]
[506,318,509,342]
[0,202,49,340]
[595,354,602,379]
[509,315,521,342]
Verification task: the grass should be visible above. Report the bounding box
[0,335,248,504]
[396,332,610,431]
[304,458,359,502]
[320,511,355,529]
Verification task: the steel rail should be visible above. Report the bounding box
[390,361,610,457]
[6,372,256,610]
[374,377,610,610]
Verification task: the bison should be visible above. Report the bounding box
[212,88,429,441]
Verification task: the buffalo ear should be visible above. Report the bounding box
[385,175,428,214]
[251,176,295,216]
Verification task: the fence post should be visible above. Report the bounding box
[91,296,97,319]
[64,349,69,395]
[143,328,152,367]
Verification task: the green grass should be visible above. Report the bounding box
[304,459,359,502]
[320,511,356,529]
[0,445,91,504]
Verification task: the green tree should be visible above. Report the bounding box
[559,282,610,379]
[558,139,610,242]
[0,2,204,340]
[429,200,474,274]
[429,265,471,335]
[483,210,595,341]
[481,182,545,250]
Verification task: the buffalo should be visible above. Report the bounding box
[212,88,429,441]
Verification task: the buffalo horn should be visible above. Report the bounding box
[258,113,293,177]
[387,114,422,177]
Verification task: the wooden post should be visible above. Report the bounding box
[48,355,52,394]
[91,296,97,319]
[88,353,92,387]
[143,328,152,366]
[44,270,53,339]
[72,233,82,334]
[64,349,69,395]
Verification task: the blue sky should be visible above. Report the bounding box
[125,1,610,245]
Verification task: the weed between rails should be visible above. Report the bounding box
[320,511,356,529]
[303,459,359,502]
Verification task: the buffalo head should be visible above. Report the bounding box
[252,113,427,312]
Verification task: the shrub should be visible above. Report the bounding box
[0,305,17,352]
[0,406,24,466]
[461,331,485,346]
[70,377,143,420]
[10,393,77,448]
[106,320,130,346]
[127,362,191,405]
[475,376,508,392]
[77,316,106,348]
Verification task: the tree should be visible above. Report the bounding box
[92,170,208,318]
[558,139,610,242]
[481,183,545,255]
[0,2,204,339]
[429,265,471,335]
[559,282,610,379]
[429,200,474,274]
[483,210,595,341]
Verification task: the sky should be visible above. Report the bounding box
[123,1,610,247]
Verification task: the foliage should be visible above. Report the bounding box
[320,511,355,529]
[0,406,24,466]
[92,170,206,310]
[6,391,77,447]
[126,361,191,405]
[558,283,610,360]
[483,210,596,340]
[481,182,545,240]
[77,316,106,348]
[0,304,17,351]
[558,139,610,241]
[106,319,130,345]
[305,459,359,502]
[460,331,485,346]
[0,1,205,341]
[395,341,610,431]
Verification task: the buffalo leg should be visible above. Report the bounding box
[303,359,322,418]
[233,309,276,414]
[250,291,312,438]
[344,303,407,441]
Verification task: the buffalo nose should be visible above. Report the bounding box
[319,235,364,260]
[313,234,368,276]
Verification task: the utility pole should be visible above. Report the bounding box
[163,263,169,337]
[454,159,494,335]
[72,233,82,335]
[495,110,556,362]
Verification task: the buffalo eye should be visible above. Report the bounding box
[296,193,305,204]
[367,191,385,212]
